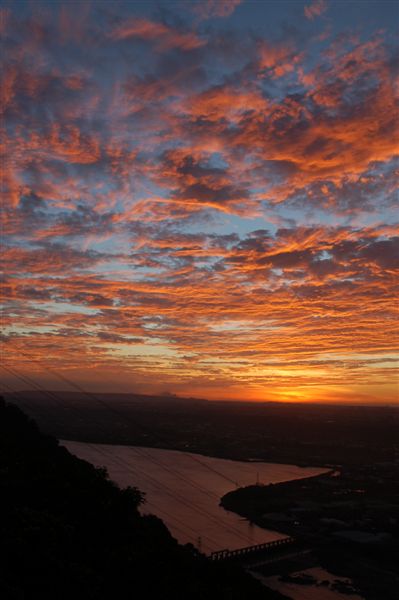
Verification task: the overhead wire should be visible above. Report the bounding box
[1,360,260,548]
[83,442,221,553]
[0,379,219,552]
[1,362,237,506]
[4,341,239,486]
[85,441,254,548]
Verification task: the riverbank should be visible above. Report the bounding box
[220,464,399,600]
[1,399,277,600]
[62,440,327,554]
[8,391,398,469]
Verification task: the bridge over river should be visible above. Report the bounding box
[210,536,296,562]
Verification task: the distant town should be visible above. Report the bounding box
[6,390,399,599]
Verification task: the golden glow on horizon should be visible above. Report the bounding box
[1,1,398,405]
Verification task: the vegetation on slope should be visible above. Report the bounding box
[0,398,285,600]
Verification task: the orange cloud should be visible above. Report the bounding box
[258,42,302,79]
[304,0,328,20]
[192,0,242,20]
[181,85,268,122]
[110,18,205,51]
[2,2,397,404]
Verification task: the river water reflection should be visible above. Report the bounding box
[62,441,326,554]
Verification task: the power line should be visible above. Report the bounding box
[2,361,234,506]
[0,380,219,553]
[3,341,239,486]
[84,441,254,548]
[83,443,220,553]
[1,361,260,547]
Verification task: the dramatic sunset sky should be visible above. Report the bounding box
[1,0,398,404]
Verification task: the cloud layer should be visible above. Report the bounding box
[1,1,398,403]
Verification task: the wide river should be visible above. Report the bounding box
[62,441,327,555]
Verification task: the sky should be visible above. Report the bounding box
[1,0,398,404]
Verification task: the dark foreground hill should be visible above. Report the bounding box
[0,398,284,600]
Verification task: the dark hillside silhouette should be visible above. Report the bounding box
[0,398,289,599]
